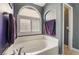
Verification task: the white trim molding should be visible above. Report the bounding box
[64,3,73,49]
[71,48,79,53]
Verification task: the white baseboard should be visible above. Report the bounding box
[71,47,79,53]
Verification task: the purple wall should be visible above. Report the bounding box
[0,15,3,48]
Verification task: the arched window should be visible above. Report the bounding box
[17,6,42,36]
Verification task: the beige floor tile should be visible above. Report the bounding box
[64,45,79,55]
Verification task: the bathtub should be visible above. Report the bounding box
[3,35,58,55]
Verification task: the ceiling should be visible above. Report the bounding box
[33,3,46,7]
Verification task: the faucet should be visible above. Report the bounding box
[12,47,25,55]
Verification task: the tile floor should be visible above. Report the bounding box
[64,45,79,55]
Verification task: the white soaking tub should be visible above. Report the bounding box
[3,35,58,55]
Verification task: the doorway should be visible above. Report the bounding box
[64,3,73,54]
[64,4,69,46]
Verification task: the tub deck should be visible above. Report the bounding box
[3,35,58,55]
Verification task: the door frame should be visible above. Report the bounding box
[63,3,73,49]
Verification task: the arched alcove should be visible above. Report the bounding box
[44,9,56,36]
[17,6,42,36]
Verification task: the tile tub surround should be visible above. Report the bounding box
[3,35,58,55]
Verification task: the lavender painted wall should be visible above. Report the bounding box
[0,15,3,48]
